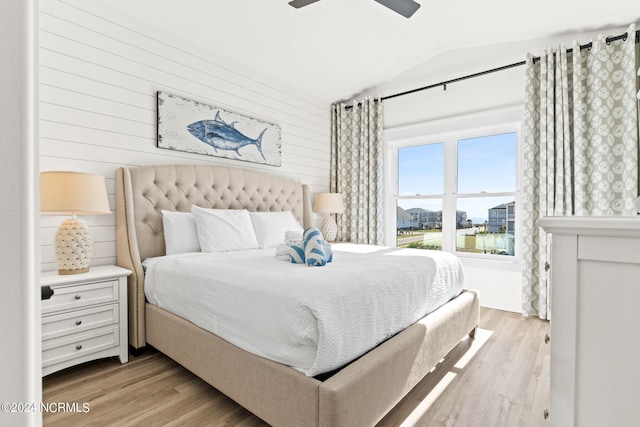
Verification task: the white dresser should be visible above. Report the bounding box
[41,265,131,376]
[539,217,640,426]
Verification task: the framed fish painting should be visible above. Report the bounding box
[157,91,282,166]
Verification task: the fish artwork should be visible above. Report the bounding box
[157,91,281,166]
[187,112,267,161]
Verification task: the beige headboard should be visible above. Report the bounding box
[116,164,313,348]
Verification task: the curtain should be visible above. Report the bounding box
[522,24,639,319]
[330,97,384,244]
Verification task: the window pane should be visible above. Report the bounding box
[457,132,516,194]
[396,199,442,251]
[398,143,444,196]
[456,197,515,256]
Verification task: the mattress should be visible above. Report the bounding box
[142,244,463,376]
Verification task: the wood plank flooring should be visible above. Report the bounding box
[43,308,549,426]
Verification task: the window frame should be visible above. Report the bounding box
[386,120,523,263]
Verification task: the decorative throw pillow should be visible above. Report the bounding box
[192,205,259,252]
[250,211,304,248]
[288,227,333,267]
[161,210,201,255]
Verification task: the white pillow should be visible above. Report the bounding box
[250,211,304,248]
[161,210,201,255]
[191,206,259,252]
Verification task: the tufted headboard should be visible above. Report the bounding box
[116,164,313,348]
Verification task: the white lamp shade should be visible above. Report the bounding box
[314,193,344,214]
[40,171,111,215]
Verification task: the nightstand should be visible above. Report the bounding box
[40,265,131,376]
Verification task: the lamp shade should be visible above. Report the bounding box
[40,171,111,215]
[313,193,344,214]
[40,171,110,275]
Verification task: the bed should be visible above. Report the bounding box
[116,164,479,426]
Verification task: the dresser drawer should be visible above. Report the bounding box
[42,303,118,341]
[42,325,119,369]
[42,280,118,314]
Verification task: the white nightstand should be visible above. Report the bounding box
[40,265,131,376]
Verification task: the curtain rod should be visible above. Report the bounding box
[346,29,639,108]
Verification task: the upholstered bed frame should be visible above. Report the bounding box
[116,164,479,426]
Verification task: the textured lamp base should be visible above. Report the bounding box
[58,267,90,275]
[55,218,93,275]
[321,215,338,242]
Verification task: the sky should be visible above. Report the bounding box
[398,132,517,220]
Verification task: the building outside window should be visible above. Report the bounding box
[488,203,508,233]
[396,206,414,231]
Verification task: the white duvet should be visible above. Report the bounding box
[143,244,463,376]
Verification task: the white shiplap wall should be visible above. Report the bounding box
[39,0,331,272]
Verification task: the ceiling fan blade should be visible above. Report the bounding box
[373,0,421,18]
[288,0,321,8]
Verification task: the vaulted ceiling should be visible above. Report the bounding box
[105,0,638,103]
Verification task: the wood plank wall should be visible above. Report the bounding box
[39,0,331,272]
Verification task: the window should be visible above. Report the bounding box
[397,142,445,250]
[393,125,519,258]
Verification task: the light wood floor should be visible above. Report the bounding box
[43,308,549,426]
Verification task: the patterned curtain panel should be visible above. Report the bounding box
[522,23,639,319]
[330,97,384,244]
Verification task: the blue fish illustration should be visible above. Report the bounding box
[187,112,266,161]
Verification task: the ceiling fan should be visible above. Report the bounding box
[288,0,421,18]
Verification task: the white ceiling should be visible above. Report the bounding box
[105,0,638,104]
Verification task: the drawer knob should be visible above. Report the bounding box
[75,320,82,326]
[75,344,82,350]
[544,333,550,344]
[544,408,549,419]
[74,295,81,300]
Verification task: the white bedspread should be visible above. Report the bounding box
[143,244,464,376]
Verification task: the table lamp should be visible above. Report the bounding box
[313,193,344,242]
[40,171,111,275]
